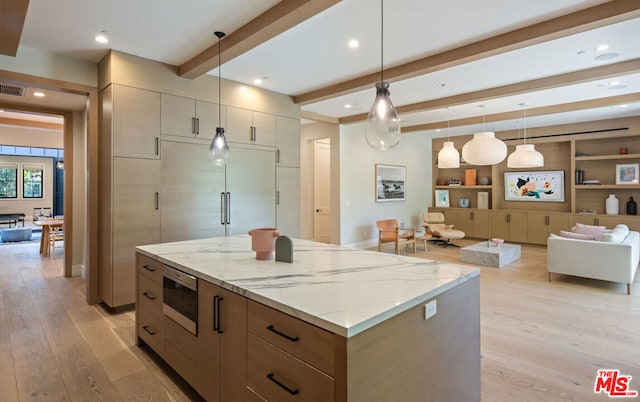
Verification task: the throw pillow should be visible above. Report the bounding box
[559,230,596,240]
[573,223,606,240]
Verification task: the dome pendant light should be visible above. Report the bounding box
[209,31,230,166]
[507,108,544,168]
[365,0,401,151]
[462,115,507,165]
[437,109,459,168]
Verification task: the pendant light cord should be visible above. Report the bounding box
[215,31,225,124]
[523,108,527,144]
[380,0,384,83]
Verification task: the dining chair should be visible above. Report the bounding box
[49,225,64,258]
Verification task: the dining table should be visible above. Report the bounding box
[33,218,64,257]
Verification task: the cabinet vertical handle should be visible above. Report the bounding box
[226,192,231,224]
[595,218,599,226]
[266,373,299,395]
[196,118,200,135]
[155,193,159,210]
[276,149,280,164]
[220,192,226,225]
[250,126,256,142]
[191,117,196,134]
[471,212,474,220]
[506,214,511,223]
[155,137,159,155]
[276,191,280,205]
[545,216,550,225]
[213,295,224,334]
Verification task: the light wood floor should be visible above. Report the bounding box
[1,240,639,401]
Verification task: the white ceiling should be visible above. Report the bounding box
[8,0,640,136]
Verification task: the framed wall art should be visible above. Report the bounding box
[504,171,565,202]
[434,189,450,207]
[375,164,406,202]
[615,164,639,185]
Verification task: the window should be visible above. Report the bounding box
[0,165,18,198]
[23,166,43,198]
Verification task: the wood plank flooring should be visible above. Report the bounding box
[1,240,638,401]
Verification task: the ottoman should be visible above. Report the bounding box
[1,227,33,242]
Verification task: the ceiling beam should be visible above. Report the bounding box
[300,109,339,124]
[337,58,640,124]
[401,92,640,133]
[179,0,341,79]
[293,0,640,105]
[0,116,63,130]
[0,0,30,57]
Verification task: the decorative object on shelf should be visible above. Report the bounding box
[461,132,507,166]
[464,169,477,186]
[627,197,637,215]
[477,192,489,209]
[248,228,280,260]
[375,164,405,202]
[478,176,490,185]
[507,107,544,168]
[575,169,585,184]
[459,198,470,208]
[365,0,401,151]
[615,163,639,185]
[606,194,619,215]
[436,177,448,185]
[449,177,462,186]
[504,171,565,202]
[275,235,293,263]
[435,189,450,207]
[582,179,602,185]
[579,209,597,214]
[437,141,460,168]
[620,147,629,154]
[491,238,504,250]
[209,31,230,166]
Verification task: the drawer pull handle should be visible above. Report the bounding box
[143,292,156,300]
[142,325,156,335]
[267,325,299,342]
[267,372,299,395]
[143,265,156,272]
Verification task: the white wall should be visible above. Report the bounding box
[0,155,54,218]
[300,121,341,244]
[339,123,432,248]
[0,125,63,148]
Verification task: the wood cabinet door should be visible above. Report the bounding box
[491,212,509,241]
[110,157,160,307]
[508,212,528,243]
[252,111,276,147]
[277,166,300,237]
[276,116,300,167]
[573,214,598,226]
[471,210,491,239]
[596,215,623,228]
[160,93,195,138]
[160,142,225,243]
[226,106,253,144]
[197,280,222,402]
[196,100,224,141]
[226,148,276,235]
[113,85,160,159]
[622,216,640,231]
[526,213,549,245]
[453,210,473,236]
[548,213,571,236]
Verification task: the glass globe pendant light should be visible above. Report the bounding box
[507,108,544,168]
[209,31,230,166]
[365,0,401,150]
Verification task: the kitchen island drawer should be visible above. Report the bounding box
[248,334,333,402]
[137,254,164,283]
[137,305,163,355]
[137,274,162,314]
[248,300,335,376]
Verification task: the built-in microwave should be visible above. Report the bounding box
[162,265,198,335]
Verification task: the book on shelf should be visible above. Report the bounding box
[581,179,602,185]
[579,210,597,214]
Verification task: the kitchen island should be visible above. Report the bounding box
[136,236,480,402]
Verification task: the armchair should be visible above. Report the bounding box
[376,219,416,254]
[423,212,465,248]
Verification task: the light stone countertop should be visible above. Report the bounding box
[136,236,480,337]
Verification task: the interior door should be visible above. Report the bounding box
[226,148,276,235]
[313,139,331,243]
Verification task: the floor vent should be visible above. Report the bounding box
[0,84,25,97]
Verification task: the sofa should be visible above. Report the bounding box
[547,223,639,294]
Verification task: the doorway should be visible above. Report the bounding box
[313,139,331,243]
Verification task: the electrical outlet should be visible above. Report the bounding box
[424,300,437,320]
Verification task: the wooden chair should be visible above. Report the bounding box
[49,225,64,258]
[376,219,416,254]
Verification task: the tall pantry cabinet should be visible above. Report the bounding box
[98,51,301,310]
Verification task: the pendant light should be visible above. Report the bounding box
[507,108,544,168]
[462,115,506,165]
[437,109,459,168]
[364,0,401,151]
[209,31,230,166]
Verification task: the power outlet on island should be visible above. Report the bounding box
[424,300,437,320]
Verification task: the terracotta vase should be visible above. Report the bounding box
[248,228,280,260]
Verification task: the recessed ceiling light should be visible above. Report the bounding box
[478,104,488,108]
[577,50,586,55]
[348,39,359,49]
[344,103,354,109]
[253,78,263,85]
[596,44,609,52]
[95,30,110,44]
[437,83,446,88]
[608,80,627,90]
[33,91,45,97]
[620,104,628,108]
[595,52,619,61]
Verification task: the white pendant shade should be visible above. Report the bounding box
[461,132,507,165]
[507,144,544,168]
[437,141,460,168]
